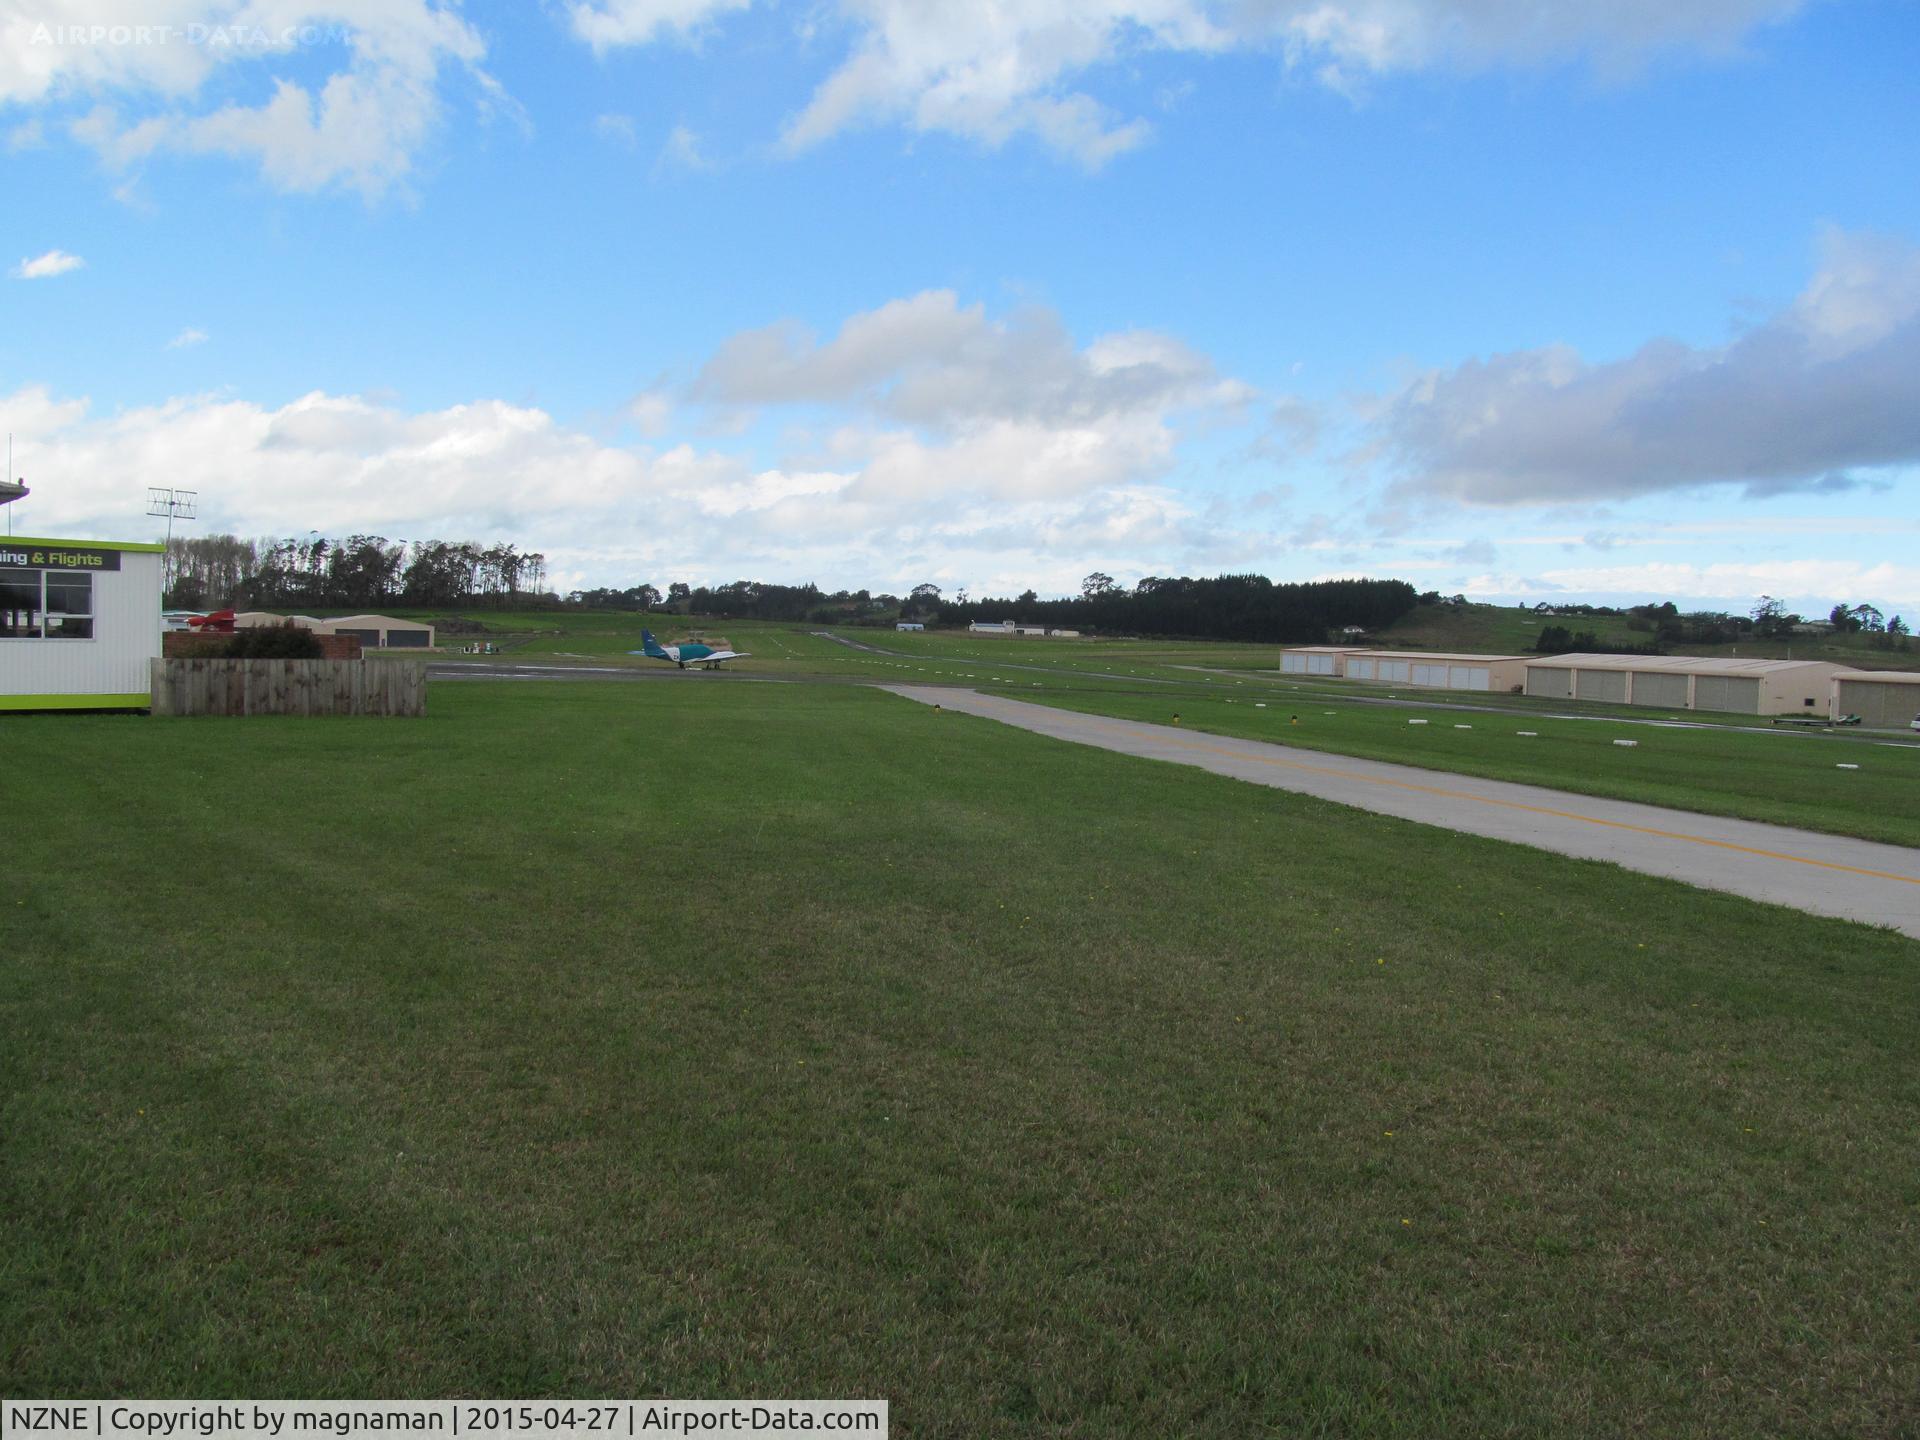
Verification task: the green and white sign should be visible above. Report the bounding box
[0,543,122,571]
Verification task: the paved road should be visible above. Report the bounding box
[886,685,1920,939]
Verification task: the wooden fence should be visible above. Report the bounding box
[149,659,426,717]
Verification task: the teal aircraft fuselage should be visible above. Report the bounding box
[631,628,749,670]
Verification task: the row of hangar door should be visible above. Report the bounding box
[1526,667,1760,711]
[1281,653,1496,690]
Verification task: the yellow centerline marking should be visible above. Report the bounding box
[951,692,1920,888]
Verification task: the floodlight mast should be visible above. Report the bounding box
[146,486,198,545]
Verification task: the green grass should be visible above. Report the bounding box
[418,613,878,678]
[311,599,1920,678]
[978,682,1920,848]
[4,682,1918,1435]
[408,615,1920,842]
[1379,601,1641,654]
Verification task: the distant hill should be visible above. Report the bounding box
[1373,601,1920,672]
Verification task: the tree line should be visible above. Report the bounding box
[174,535,1903,655]
[918,572,1419,644]
[165,534,549,611]
[1526,598,1910,653]
[565,579,895,623]
[166,539,1417,644]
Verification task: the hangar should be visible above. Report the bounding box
[1,535,164,711]
[1830,669,1920,728]
[1277,645,1367,676]
[1277,646,1529,690]
[1339,650,1529,692]
[233,610,328,631]
[227,611,435,648]
[326,615,435,649]
[1524,654,1838,714]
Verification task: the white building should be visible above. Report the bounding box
[1,535,164,711]
[1276,646,1530,691]
[969,620,1016,634]
[1342,651,1530,692]
[1277,645,1369,676]
[896,621,925,631]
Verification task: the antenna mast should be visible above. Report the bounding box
[0,434,26,536]
[147,487,198,545]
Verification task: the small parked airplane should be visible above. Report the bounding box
[631,628,750,670]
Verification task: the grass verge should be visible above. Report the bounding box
[3,682,1917,1435]
[981,682,1920,848]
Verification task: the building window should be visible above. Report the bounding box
[0,568,38,636]
[0,568,92,639]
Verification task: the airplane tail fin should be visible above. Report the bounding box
[639,628,670,659]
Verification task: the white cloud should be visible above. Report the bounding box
[1518,560,1920,619]
[628,389,674,435]
[567,0,1806,165]
[593,111,639,147]
[6,383,646,543]
[654,121,713,172]
[4,2,503,197]
[0,293,1275,589]
[10,248,85,278]
[568,0,753,51]
[167,326,209,348]
[695,289,1245,429]
[777,5,1194,168]
[1377,228,1920,504]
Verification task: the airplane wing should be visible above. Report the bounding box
[704,650,748,663]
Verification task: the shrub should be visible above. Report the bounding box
[222,622,325,659]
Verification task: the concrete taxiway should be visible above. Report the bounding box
[886,685,1920,939]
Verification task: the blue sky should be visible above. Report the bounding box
[3,0,1917,615]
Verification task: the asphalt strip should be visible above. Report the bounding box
[885,684,1920,940]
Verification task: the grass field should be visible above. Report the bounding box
[1377,602,1641,654]
[426,616,1920,844]
[5,682,1918,1435]
[977,682,1920,848]
[420,614,877,679]
[341,593,1920,677]
[386,612,1920,847]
